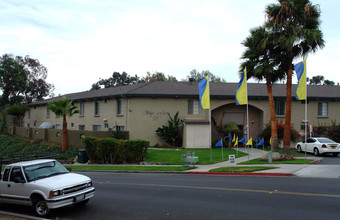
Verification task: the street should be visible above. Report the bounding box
[1,172,339,220]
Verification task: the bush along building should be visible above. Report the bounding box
[7,81,340,148]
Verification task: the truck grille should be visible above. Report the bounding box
[63,183,88,195]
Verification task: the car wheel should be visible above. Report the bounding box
[74,199,89,208]
[297,145,302,153]
[313,148,319,156]
[33,197,50,217]
[332,153,339,157]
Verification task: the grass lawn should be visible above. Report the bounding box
[144,148,248,165]
[238,158,314,165]
[210,166,278,172]
[67,165,195,171]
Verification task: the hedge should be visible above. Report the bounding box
[84,137,149,164]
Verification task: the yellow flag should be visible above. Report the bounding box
[246,138,252,146]
[269,137,272,145]
[234,136,238,147]
[232,134,235,142]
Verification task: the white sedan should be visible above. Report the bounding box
[296,137,340,156]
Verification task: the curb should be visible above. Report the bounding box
[188,171,293,177]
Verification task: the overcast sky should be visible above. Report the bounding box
[1,0,339,96]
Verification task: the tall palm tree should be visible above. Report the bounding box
[265,0,324,155]
[240,26,286,153]
[48,97,79,152]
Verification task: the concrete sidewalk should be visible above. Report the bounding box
[190,147,317,176]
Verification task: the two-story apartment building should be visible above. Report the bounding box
[22,81,340,148]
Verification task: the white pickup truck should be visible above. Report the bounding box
[0,159,95,217]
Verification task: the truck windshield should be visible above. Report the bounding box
[23,161,69,182]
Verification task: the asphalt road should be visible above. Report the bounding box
[1,172,340,219]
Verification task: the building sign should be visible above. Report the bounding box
[145,110,169,121]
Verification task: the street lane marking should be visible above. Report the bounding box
[97,181,340,199]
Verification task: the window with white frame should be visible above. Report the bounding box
[116,126,124,131]
[55,124,61,130]
[94,101,100,116]
[318,101,328,117]
[79,125,85,131]
[79,102,84,116]
[116,99,123,115]
[275,100,285,116]
[188,99,198,115]
[93,125,101,131]
[46,107,50,117]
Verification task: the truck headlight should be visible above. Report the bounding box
[87,181,93,187]
[49,190,62,198]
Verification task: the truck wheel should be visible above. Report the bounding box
[33,197,50,217]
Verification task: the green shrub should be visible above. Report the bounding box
[83,136,149,164]
[84,137,100,163]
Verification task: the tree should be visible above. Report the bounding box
[0,54,27,122]
[186,69,226,82]
[91,72,139,90]
[240,26,287,153]
[266,0,324,156]
[307,75,335,85]
[15,55,55,103]
[140,71,178,82]
[48,97,79,152]
[5,104,28,126]
[0,54,54,122]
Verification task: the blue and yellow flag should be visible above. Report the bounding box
[235,68,247,105]
[295,60,306,100]
[198,75,210,109]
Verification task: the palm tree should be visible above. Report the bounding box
[240,26,286,153]
[48,97,79,152]
[265,0,324,156]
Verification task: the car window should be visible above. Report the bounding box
[307,138,315,143]
[9,167,24,182]
[317,138,336,143]
[2,167,11,181]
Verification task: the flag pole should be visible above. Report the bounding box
[209,108,212,162]
[246,77,250,162]
[304,61,307,161]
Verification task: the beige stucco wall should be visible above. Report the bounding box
[22,96,340,148]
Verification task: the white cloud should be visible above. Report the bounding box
[1,0,339,95]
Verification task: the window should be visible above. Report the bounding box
[2,167,11,181]
[104,123,109,129]
[188,99,198,115]
[275,100,285,116]
[116,99,123,115]
[94,101,100,116]
[116,126,124,131]
[79,125,85,131]
[46,107,50,117]
[93,125,101,131]
[27,109,31,118]
[71,123,74,127]
[80,102,84,116]
[55,124,61,130]
[27,123,30,127]
[318,101,328,117]
[9,167,24,182]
